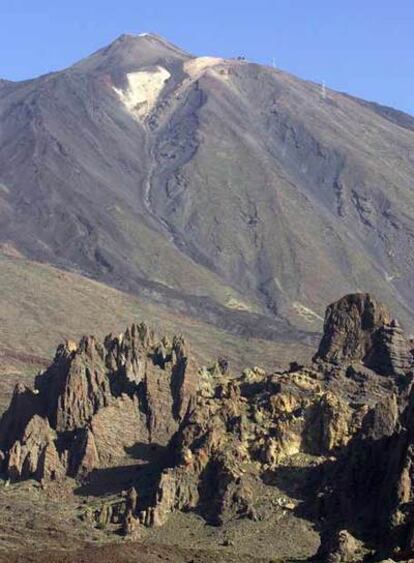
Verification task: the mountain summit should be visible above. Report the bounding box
[73,33,191,74]
[0,35,414,341]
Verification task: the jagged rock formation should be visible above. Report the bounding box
[124,293,414,559]
[1,293,414,562]
[0,322,197,482]
[315,293,413,377]
[131,362,369,533]
[315,293,391,363]
[7,414,65,482]
[366,319,413,376]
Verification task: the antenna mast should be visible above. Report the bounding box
[321,80,327,100]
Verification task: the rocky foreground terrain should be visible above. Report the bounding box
[0,292,414,562]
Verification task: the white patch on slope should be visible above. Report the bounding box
[113,66,170,120]
[184,57,227,80]
[384,271,398,283]
[226,297,251,311]
[292,302,324,323]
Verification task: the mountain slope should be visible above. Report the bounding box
[1,33,414,335]
[0,251,312,412]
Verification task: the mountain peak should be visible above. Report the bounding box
[114,32,191,55]
[113,32,166,44]
[73,32,191,74]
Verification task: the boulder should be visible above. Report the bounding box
[317,529,364,563]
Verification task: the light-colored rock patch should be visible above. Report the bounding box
[292,301,324,322]
[184,57,227,80]
[113,66,170,120]
[226,297,251,311]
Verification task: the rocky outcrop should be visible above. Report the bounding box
[315,293,413,376]
[0,383,41,451]
[128,364,373,533]
[76,428,99,477]
[365,320,413,375]
[0,322,198,481]
[317,529,365,563]
[139,467,199,527]
[314,393,403,560]
[315,293,390,364]
[2,294,414,562]
[7,414,65,482]
[35,336,112,433]
[122,293,414,560]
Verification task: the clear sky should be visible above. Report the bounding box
[1,0,413,114]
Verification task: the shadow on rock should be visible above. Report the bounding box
[74,441,169,499]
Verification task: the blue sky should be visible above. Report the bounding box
[1,0,413,114]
